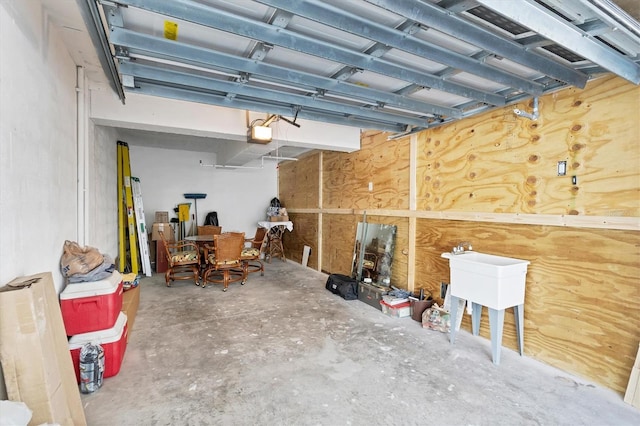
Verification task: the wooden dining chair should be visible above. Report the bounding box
[198,225,222,236]
[241,227,267,283]
[197,225,222,259]
[202,232,245,291]
[158,231,200,287]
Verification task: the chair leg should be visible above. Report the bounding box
[223,271,229,292]
[191,265,199,285]
[165,270,171,287]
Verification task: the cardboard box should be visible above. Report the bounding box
[0,272,87,426]
[155,211,169,222]
[122,285,140,343]
[69,312,128,383]
[60,271,124,335]
[151,222,175,241]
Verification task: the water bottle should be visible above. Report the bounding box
[79,343,104,394]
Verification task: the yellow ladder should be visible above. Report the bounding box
[117,141,139,275]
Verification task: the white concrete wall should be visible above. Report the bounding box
[89,124,119,258]
[128,146,278,237]
[0,0,78,291]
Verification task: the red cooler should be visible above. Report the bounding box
[60,271,123,335]
[69,312,128,383]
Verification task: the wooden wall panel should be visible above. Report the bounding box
[321,214,358,275]
[324,131,411,210]
[416,76,640,217]
[279,152,320,209]
[415,218,640,393]
[278,76,640,394]
[283,212,318,269]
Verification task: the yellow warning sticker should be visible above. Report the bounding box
[164,21,178,40]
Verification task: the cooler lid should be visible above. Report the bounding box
[60,270,122,300]
[68,312,128,348]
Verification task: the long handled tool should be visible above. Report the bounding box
[184,193,207,235]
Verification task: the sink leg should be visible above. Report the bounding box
[449,296,459,345]
[471,302,482,336]
[488,308,505,365]
[514,304,524,356]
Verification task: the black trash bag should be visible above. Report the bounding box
[270,197,281,209]
[204,211,219,226]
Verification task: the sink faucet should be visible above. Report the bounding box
[452,242,473,254]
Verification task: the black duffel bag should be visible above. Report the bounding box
[325,274,358,300]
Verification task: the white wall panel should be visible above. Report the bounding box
[128,146,278,237]
[0,0,77,292]
[89,124,118,258]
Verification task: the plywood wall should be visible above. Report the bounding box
[283,212,318,269]
[417,75,640,216]
[415,218,640,393]
[278,75,640,393]
[279,152,320,209]
[324,132,410,209]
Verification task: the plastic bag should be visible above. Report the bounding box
[422,303,451,333]
[60,240,103,278]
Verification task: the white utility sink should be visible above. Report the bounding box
[441,251,530,310]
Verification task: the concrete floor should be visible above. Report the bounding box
[82,260,640,426]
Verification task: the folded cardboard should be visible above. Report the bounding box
[122,285,140,343]
[155,211,169,223]
[0,272,86,426]
[151,222,175,241]
[624,343,640,409]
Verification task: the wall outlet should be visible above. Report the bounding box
[440,282,449,299]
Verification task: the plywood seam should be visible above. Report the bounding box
[285,208,639,231]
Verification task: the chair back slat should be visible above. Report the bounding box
[198,225,222,236]
[214,232,244,263]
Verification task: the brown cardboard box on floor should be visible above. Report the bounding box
[0,272,86,426]
[151,222,175,241]
[122,285,140,343]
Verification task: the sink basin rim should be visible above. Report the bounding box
[441,251,530,267]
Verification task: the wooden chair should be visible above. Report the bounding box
[197,225,222,259]
[158,231,200,287]
[241,227,267,283]
[198,225,222,236]
[202,232,245,291]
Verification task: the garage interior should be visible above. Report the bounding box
[1,0,639,425]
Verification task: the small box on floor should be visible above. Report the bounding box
[59,271,123,336]
[69,312,128,383]
[380,300,411,318]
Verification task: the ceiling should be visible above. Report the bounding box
[55,0,640,161]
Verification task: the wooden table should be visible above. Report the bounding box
[184,235,215,273]
[258,221,293,262]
